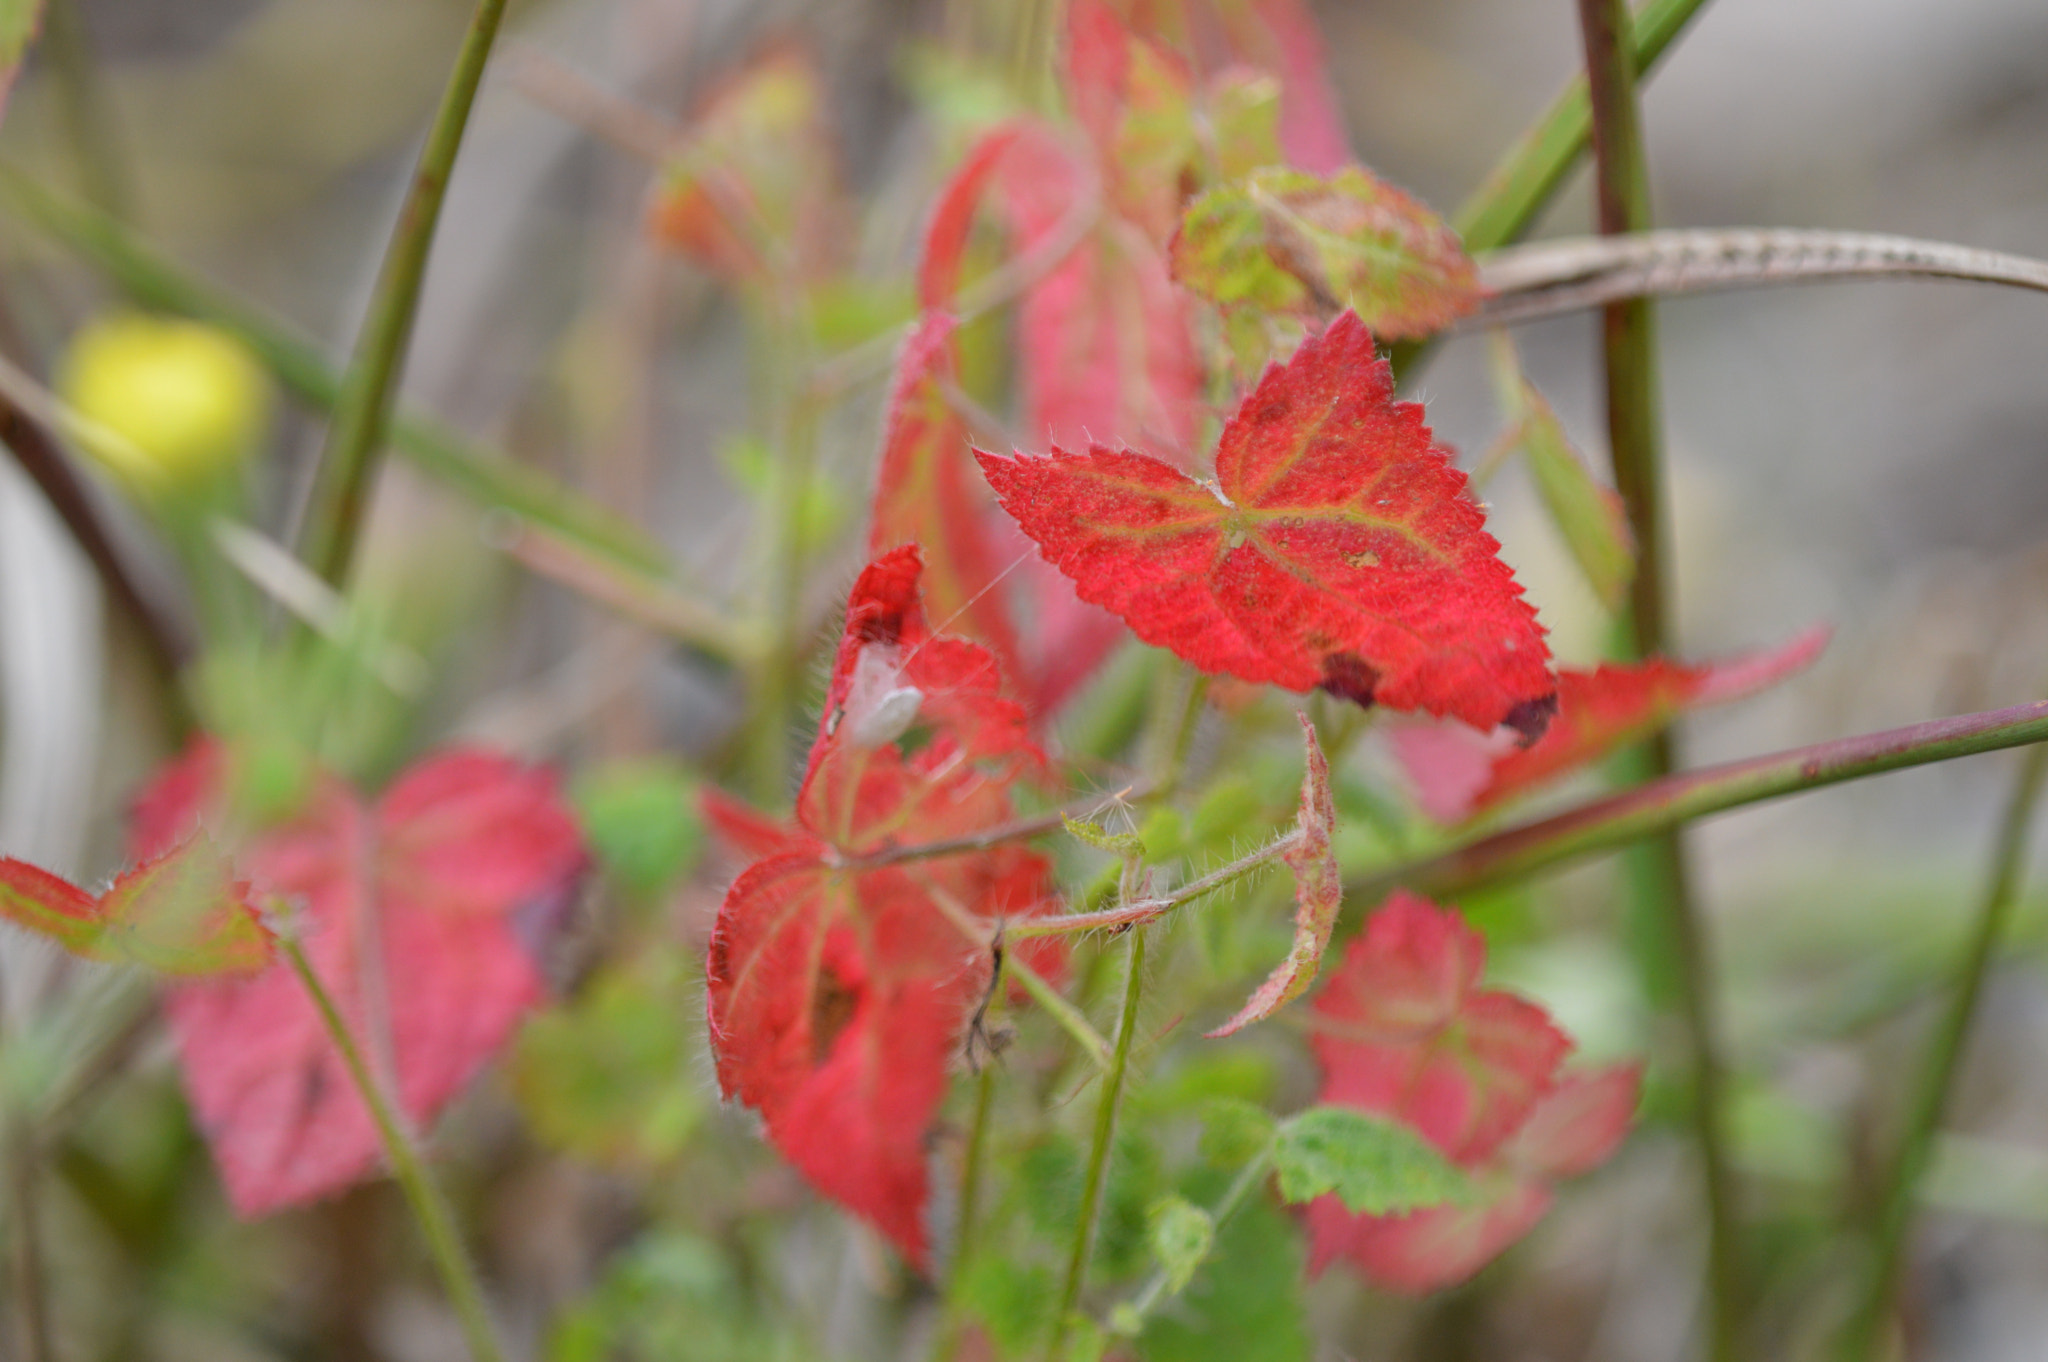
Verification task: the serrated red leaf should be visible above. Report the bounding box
[1391,628,1829,822]
[978,312,1556,733]
[705,549,1062,1269]
[1303,894,1641,1291]
[1308,893,1568,1165]
[1207,715,1339,1036]
[132,743,585,1216]
[1305,1065,1641,1291]
[0,840,271,975]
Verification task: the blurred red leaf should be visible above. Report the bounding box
[1302,893,1639,1291]
[1390,628,1830,822]
[133,744,585,1217]
[1207,714,1339,1036]
[1306,1065,1641,1292]
[0,839,270,975]
[704,549,1062,1270]
[978,312,1556,734]
[1307,893,1568,1165]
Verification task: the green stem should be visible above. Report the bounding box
[927,1066,1001,1362]
[297,0,510,587]
[1008,830,1301,939]
[0,168,669,579]
[5,1118,52,1362]
[1047,927,1146,1360]
[745,346,823,804]
[1839,740,2048,1359]
[1006,952,1114,1071]
[1390,0,1716,382]
[279,937,506,1362]
[1353,700,2048,906]
[1573,5,1738,1355]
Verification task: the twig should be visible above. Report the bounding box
[1839,740,2048,1358]
[1467,228,2048,329]
[298,0,514,586]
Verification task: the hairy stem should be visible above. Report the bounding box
[1047,927,1146,1359]
[1007,830,1302,939]
[294,0,511,585]
[280,938,505,1362]
[1839,740,2048,1358]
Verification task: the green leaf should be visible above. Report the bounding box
[1137,1171,1308,1362]
[954,1253,1057,1359]
[1195,1098,1278,1170]
[1271,1106,1469,1215]
[1147,1196,1216,1295]
[573,761,704,897]
[1064,814,1146,857]
[1172,166,1481,341]
[511,950,702,1169]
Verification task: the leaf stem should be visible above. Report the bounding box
[279,936,506,1362]
[1006,952,1114,1072]
[1006,830,1302,939]
[1838,740,2048,1358]
[1046,926,1146,1360]
[296,0,511,586]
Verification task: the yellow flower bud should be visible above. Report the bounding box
[58,313,269,489]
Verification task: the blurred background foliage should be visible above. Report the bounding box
[3,0,2048,1358]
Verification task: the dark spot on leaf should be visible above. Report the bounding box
[1319,652,1379,708]
[1504,693,1559,747]
[809,969,861,1068]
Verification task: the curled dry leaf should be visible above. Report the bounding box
[978,311,1556,735]
[1206,714,1340,1036]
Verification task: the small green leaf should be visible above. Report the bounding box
[1147,1196,1216,1295]
[1063,814,1145,856]
[1272,1106,1469,1215]
[1172,166,1481,340]
[1138,1171,1309,1362]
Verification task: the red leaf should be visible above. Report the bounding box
[1391,628,1830,821]
[1303,893,1642,1291]
[1207,715,1339,1036]
[868,313,1028,690]
[134,743,585,1216]
[1308,893,1568,1165]
[1306,1065,1641,1291]
[705,550,1061,1269]
[978,312,1556,734]
[0,841,271,975]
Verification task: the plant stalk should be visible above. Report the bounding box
[295,0,511,587]
[280,937,506,1362]
[1575,2,1740,1356]
[1047,926,1146,1360]
[1838,740,2048,1358]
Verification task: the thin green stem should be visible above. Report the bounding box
[1391,0,1715,383]
[1575,3,1738,1356]
[1839,740,2048,1359]
[279,937,505,1362]
[0,169,669,579]
[1149,673,1210,796]
[1008,830,1301,939]
[1006,952,1114,1071]
[1047,927,1146,1360]
[1352,700,2048,906]
[926,1065,1001,1362]
[295,0,511,587]
[745,345,823,804]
